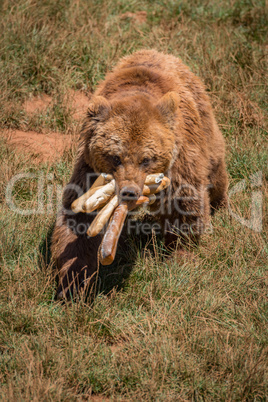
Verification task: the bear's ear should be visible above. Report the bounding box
[87,96,111,121]
[156,91,180,127]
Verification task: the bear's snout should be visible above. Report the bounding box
[119,184,141,202]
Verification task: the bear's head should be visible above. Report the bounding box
[83,92,180,202]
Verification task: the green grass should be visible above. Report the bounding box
[0,0,267,400]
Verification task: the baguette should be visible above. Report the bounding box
[99,196,149,265]
[87,189,152,237]
[71,173,113,213]
[91,173,113,189]
[87,195,119,237]
[99,203,128,265]
[145,173,164,185]
[71,186,106,213]
[142,184,151,196]
[147,176,171,194]
[82,180,115,213]
[72,173,169,215]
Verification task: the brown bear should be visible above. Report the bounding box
[51,49,228,299]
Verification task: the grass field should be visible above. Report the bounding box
[0,0,267,400]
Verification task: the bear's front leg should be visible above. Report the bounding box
[52,211,102,300]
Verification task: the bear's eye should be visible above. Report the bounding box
[141,158,150,167]
[112,155,122,167]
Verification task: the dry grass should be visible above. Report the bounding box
[0,0,267,400]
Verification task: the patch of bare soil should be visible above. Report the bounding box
[4,90,90,162]
[23,93,52,115]
[66,89,90,120]
[3,129,73,162]
[23,90,90,120]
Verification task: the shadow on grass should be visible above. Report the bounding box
[95,215,165,296]
[38,223,54,270]
[38,217,160,301]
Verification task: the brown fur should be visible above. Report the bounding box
[51,50,228,299]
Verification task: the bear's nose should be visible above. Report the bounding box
[120,186,140,201]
